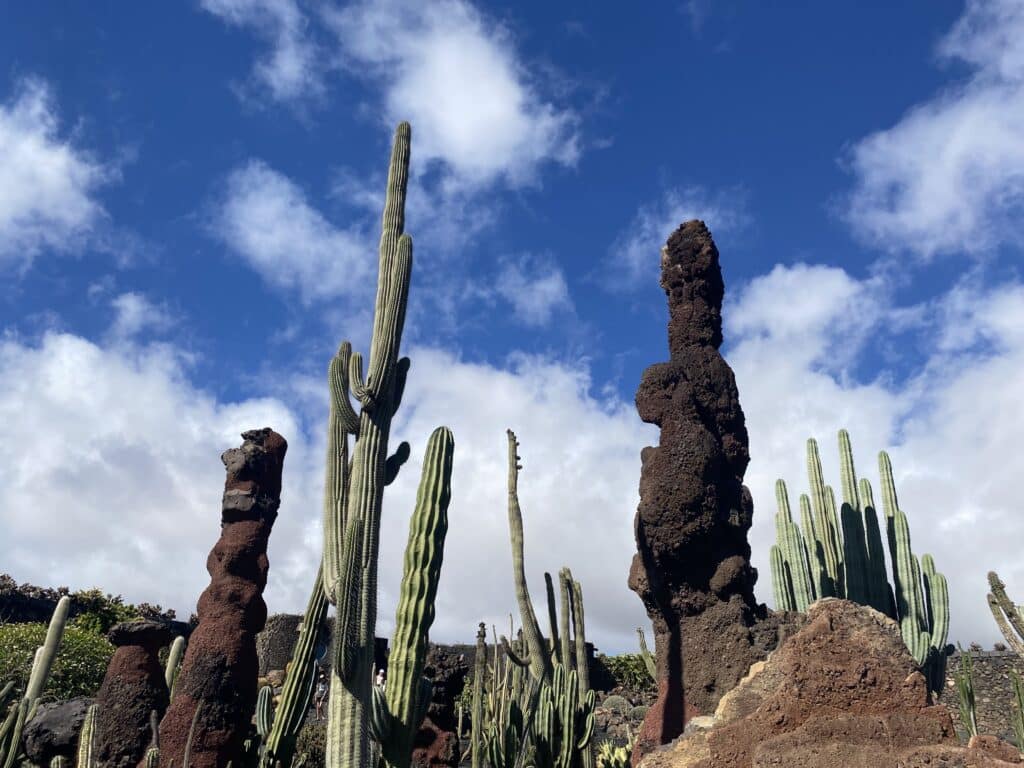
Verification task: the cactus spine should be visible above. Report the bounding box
[987,571,1024,658]
[321,123,456,768]
[769,432,950,690]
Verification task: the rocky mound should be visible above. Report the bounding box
[639,599,1022,768]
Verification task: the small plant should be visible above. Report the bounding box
[953,646,978,739]
[595,728,634,768]
[596,654,654,693]
[600,695,629,715]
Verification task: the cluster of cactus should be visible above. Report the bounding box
[1,596,70,767]
[769,430,950,691]
[462,431,596,768]
[317,121,456,768]
[595,729,634,768]
[987,571,1024,659]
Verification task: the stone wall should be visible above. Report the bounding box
[939,649,1024,744]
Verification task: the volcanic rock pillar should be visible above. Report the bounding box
[158,428,287,768]
[628,222,777,764]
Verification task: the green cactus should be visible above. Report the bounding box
[74,703,98,768]
[953,646,978,739]
[164,636,185,700]
[261,560,329,768]
[1010,669,1024,750]
[533,665,595,768]
[769,432,950,692]
[987,571,1024,658]
[255,685,274,739]
[470,623,487,768]
[635,628,656,683]
[505,430,554,684]
[320,122,455,768]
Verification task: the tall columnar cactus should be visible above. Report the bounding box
[533,665,595,768]
[260,560,329,768]
[505,430,554,684]
[987,571,1024,659]
[321,119,456,768]
[164,636,185,699]
[769,431,950,691]
[635,629,656,683]
[470,623,487,768]
[76,703,99,768]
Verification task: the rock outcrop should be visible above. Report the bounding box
[639,599,1023,768]
[157,428,287,768]
[628,221,784,763]
[22,697,93,765]
[92,620,173,768]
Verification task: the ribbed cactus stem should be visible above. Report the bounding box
[381,427,455,768]
[164,636,185,697]
[325,122,414,768]
[255,686,274,739]
[471,623,486,768]
[636,628,656,682]
[987,571,1024,657]
[506,429,553,683]
[25,595,70,703]
[558,571,572,674]
[569,577,594,768]
[806,439,842,597]
[263,561,328,768]
[837,431,870,605]
[859,477,892,616]
[76,703,98,768]
[544,574,561,662]
[774,480,814,611]
[769,545,794,612]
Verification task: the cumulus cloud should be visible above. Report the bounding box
[212,160,373,304]
[0,77,111,270]
[324,0,579,189]
[608,187,747,289]
[200,0,323,103]
[0,329,655,652]
[843,0,1024,257]
[495,255,573,327]
[727,264,1024,648]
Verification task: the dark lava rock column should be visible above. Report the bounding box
[628,222,783,764]
[158,428,287,768]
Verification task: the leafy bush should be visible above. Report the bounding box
[0,622,113,701]
[597,653,654,692]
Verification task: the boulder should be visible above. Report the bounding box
[638,599,1023,768]
[22,697,93,764]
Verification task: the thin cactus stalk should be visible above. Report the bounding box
[255,685,274,739]
[987,571,1024,658]
[544,574,561,662]
[837,431,869,605]
[558,571,572,675]
[262,561,329,768]
[1010,670,1024,751]
[859,477,891,615]
[25,595,70,702]
[470,623,486,768]
[164,636,185,698]
[806,439,843,597]
[774,480,814,611]
[636,628,656,682]
[380,427,455,768]
[506,429,553,683]
[769,545,794,612]
[568,577,594,768]
[954,647,978,738]
[76,703,98,768]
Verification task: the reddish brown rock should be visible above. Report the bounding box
[158,428,287,768]
[628,221,785,764]
[411,717,459,768]
[638,599,1023,768]
[92,620,172,768]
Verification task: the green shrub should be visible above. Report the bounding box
[0,622,113,701]
[294,719,326,766]
[597,653,654,692]
[601,694,629,714]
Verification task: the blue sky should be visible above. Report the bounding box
[2,0,1022,654]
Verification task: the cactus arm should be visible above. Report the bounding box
[24,595,70,703]
[323,342,356,608]
[859,478,893,617]
[381,427,455,768]
[384,442,411,486]
[500,636,530,668]
[558,571,573,674]
[255,686,274,739]
[569,577,590,694]
[505,430,553,683]
[988,571,1024,656]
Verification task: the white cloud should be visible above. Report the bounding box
[109,292,175,340]
[609,187,746,289]
[212,160,373,304]
[200,0,323,102]
[495,255,573,326]
[844,0,1024,257]
[324,0,579,189]
[0,331,655,653]
[0,77,110,270]
[728,264,1024,649]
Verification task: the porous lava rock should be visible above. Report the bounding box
[628,221,786,763]
[92,620,173,768]
[157,428,287,768]
[22,697,93,765]
[411,717,460,768]
[638,599,1023,768]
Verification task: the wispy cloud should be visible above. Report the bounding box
[200,0,324,103]
[211,159,372,304]
[843,0,1024,258]
[495,254,574,327]
[108,292,176,341]
[0,77,112,271]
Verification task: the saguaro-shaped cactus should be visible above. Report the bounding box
[321,123,456,768]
